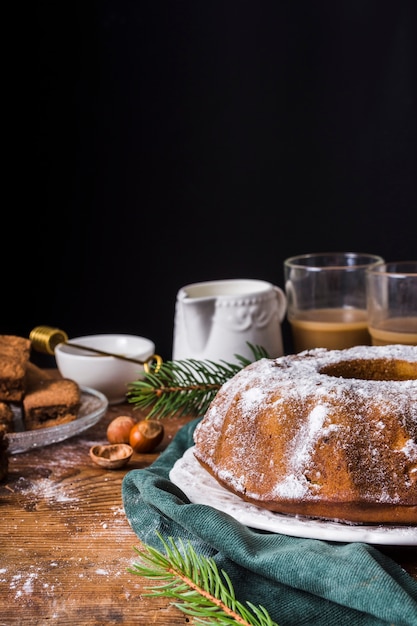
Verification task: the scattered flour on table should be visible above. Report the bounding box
[4,447,141,600]
[12,475,76,503]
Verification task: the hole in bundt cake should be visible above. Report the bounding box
[319,358,417,381]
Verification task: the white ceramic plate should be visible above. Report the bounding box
[6,387,108,454]
[169,446,417,546]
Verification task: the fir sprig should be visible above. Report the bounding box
[129,532,278,626]
[127,344,269,419]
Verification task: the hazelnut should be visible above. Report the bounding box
[106,415,136,444]
[129,420,164,453]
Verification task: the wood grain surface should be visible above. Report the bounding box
[1,392,194,626]
[1,373,416,625]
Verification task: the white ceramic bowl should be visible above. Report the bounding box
[54,334,155,405]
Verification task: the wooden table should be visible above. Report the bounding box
[1,380,416,625]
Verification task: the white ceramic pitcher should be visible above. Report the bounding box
[172,279,287,363]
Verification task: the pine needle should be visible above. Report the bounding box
[127,343,269,419]
[129,532,279,626]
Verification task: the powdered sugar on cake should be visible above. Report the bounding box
[272,405,331,499]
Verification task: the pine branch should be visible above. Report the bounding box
[129,532,279,626]
[127,343,269,419]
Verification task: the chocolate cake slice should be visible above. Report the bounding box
[23,377,81,430]
[0,335,31,402]
[0,401,14,433]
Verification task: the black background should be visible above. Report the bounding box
[5,1,416,365]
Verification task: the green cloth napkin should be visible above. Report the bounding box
[122,417,417,626]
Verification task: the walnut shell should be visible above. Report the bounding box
[89,443,133,469]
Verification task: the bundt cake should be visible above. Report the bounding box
[193,344,417,524]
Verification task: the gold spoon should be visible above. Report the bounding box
[29,325,163,373]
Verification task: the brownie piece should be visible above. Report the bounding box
[0,335,31,402]
[23,378,81,430]
[0,401,14,433]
